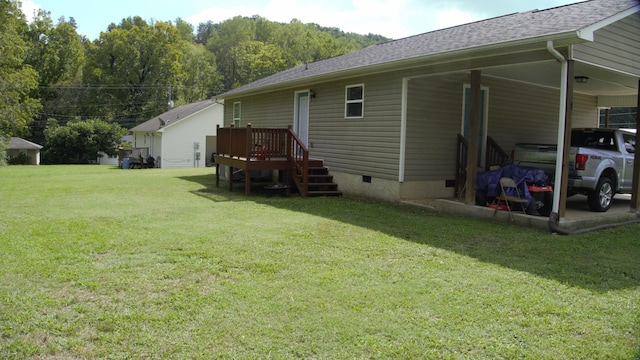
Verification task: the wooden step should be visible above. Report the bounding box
[307,190,343,197]
[308,167,329,174]
[292,160,342,197]
[308,183,339,190]
[298,174,333,182]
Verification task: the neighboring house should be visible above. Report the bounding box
[99,135,132,166]
[216,0,640,216]
[129,99,224,168]
[8,137,43,165]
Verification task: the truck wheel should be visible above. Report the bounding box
[588,176,614,212]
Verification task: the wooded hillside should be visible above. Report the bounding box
[1,1,390,145]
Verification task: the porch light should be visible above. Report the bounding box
[574,76,589,84]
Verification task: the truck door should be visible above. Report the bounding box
[621,132,635,191]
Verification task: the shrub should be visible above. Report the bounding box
[7,152,31,165]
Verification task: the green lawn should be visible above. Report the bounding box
[1,165,638,359]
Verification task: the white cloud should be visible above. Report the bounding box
[432,8,482,30]
[19,0,41,21]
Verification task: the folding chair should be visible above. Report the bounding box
[494,177,529,221]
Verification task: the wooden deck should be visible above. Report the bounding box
[213,125,341,197]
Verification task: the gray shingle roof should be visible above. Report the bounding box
[129,98,221,132]
[221,0,638,97]
[10,137,43,150]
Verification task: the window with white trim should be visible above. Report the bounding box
[233,102,241,127]
[345,84,364,118]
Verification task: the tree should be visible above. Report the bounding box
[234,41,287,87]
[195,20,214,45]
[177,44,223,103]
[43,119,126,164]
[174,17,194,43]
[206,16,257,89]
[0,0,42,138]
[83,18,186,128]
[26,10,84,87]
[25,10,85,144]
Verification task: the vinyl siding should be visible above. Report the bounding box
[403,75,599,182]
[224,92,293,127]
[573,13,640,76]
[310,74,402,179]
[404,76,463,181]
[159,105,223,168]
[225,73,404,179]
[486,77,598,153]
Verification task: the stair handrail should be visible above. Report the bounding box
[485,136,510,171]
[456,134,468,198]
[287,125,309,197]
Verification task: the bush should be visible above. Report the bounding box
[0,138,7,166]
[7,152,31,165]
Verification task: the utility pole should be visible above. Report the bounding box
[168,85,174,109]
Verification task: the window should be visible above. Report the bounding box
[623,133,636,154]
[233,102,241,127]
[345,84,364,118]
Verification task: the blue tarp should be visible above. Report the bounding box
[476,165,548,202]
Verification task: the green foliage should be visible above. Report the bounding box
[43,119,126,164]
[10,7,388,143]
[82,18,186,129]
[174,17,195,42]
[25,10,84,87]
[176,44,223,103]
[233,41,288,87]
[7,152,31,165]
[205,15,388,91]
[25,9,85,145]
[0,0,42,138]
[0,137,7,166]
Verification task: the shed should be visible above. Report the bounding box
[8,137,43,165]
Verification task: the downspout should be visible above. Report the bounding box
[546,41,568,231]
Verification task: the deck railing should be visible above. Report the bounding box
[456,134,510,198]
[216,124,292,159]
[287,127,309,197]
[216,124,310,195]
[485,136,510,170]
[455,134,468,198]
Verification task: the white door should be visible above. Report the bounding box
[294,91,310,145]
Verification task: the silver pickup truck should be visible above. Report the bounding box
[512,128,636,212]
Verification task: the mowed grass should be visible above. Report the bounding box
[0,165,638,359]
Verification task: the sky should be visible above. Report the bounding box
[20,0,586,40]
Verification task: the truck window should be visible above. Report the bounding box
[622,134,635,154]
[571,130,616,151]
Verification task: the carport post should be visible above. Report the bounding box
[631,78,640,212]
[557,60,575,219]
[548,42,571,221]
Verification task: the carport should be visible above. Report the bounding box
[455,8,640,230]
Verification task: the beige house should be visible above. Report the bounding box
[215,0,640,219]
[8,137,43,165]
